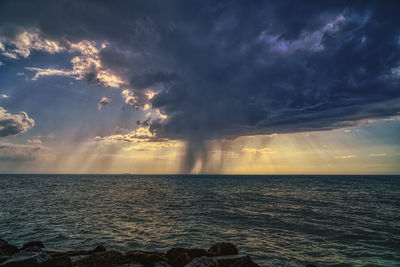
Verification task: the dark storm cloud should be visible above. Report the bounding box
[1,0,400,171]
[130,71,179,90]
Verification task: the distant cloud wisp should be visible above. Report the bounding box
[98,97,111,110]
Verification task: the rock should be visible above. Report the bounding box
[184,256,219,267]
[70,255,90,264]
[166,248,210,267]
[212,255,250,267]
[21,246,43,253]
[41,254,71,267]
[91,246,106,253]
[57,246,106,257]
[125,250,167,267]
[67,250,92,257]
[229,256,259,267]
[73,250,128,266]
[0,250,51,266]
[0,257,9,265]
[208,243,238,257]
[0,240,18,256]
[117,264,145,267]
[305,264,317,267]
[21,241,44,250]
[154,262,172,267]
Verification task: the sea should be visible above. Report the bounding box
[0,175,399,266]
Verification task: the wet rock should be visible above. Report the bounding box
[125,250,167,267]
[0,240,18,256]
[41,254,71,267]
[21,241,44,250]
[21,246,43,253]
[73,250,128,266]
[154,261,172,267]
[212,255,249,267]
[63,246,106,257]
[166,248,210,267]
[184,256,219,267]
[306,264,317,267]
[91,246,106,253]
[70,254,90,264]
[0,250,51,266]
[67,250,92,257]
[208,243,238,257]
[117,264,145,267]
[229,256,259,267]
[0,257,9,265]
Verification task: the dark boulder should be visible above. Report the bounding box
[305,264,317,267]
[208,243,238,257]
[117,264,145,267]
[212,255,250,267]
[73,250,128,266]
[21,247,43,253]
[154,262,172,267]
[125,250,167,267]
[0,257,9,265]
[229,256,259,267]
[0,250,51,267]
[0,240,18,256]
[41,254,71,267]
[166,248,210,267]
[90,246,106,254]
[184,256,219,267]
[21,242,44,250]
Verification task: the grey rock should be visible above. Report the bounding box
[184,256,219,267]
[72,250,128,266]
[117,264,145,267]
[0,250,51,266]
[154,261,172,267]
[212,255,249,267]
[21,241,44,250]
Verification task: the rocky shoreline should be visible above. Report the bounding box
[1,239,264,267]
[1,239,320,267]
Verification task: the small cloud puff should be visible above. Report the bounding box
[97,97,112,110]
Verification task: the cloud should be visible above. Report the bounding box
[0,140,46,161]
[22,39,126,89]
[97,96,111,110]
[259,13,347,53]
[242,147,275,154]
[335,155,355,159]
[0,30,62,58]
[130,71,179,89]
[1,1,400,172]
[0,94,8,99]
[0,107,34,137]
[368,153,386,157]
[95,125,167,143]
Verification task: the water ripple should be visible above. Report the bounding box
[0,174,399,266]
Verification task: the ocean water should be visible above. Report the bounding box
[0,175,399,266]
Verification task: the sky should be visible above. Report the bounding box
[0,0,399,174]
